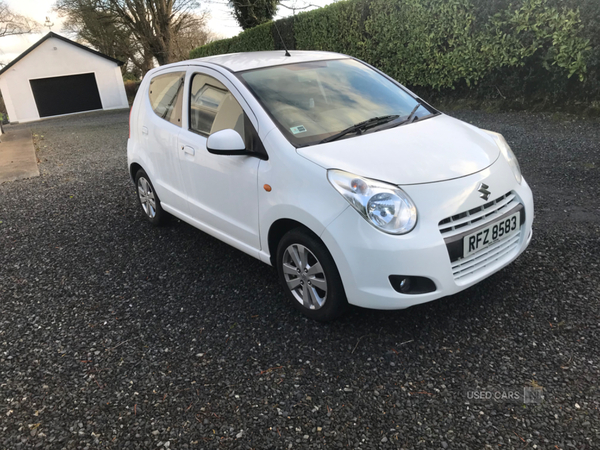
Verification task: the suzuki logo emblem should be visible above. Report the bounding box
[478,183,491,201]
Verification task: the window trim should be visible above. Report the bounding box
[186,69,269,160]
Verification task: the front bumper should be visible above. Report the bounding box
[320,163,534,310]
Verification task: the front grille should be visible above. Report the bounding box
[438,191,517,238]
[451,230,521,281]
[439,191,523,282]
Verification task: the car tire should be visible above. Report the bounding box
[276,228,348,322]
[135,169,167,226]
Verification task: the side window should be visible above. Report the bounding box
[148,72,185,126]
[190,73,244,138]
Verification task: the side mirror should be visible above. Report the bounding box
[206,129,246,156]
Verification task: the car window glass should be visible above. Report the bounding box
[190,74,244,138]
[240,59,432,147]
[149,72,185,126]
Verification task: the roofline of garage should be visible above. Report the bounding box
[0,32,125,77]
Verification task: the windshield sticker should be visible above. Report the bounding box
[290,125,307,135]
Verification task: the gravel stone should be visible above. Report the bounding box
[0,109,599,449]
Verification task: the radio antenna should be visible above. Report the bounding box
[273,20,291,56]
[268,4,291,57]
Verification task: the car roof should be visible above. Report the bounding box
[191,50,348,73]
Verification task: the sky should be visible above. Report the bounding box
[0,0,337,66]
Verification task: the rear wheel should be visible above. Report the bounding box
[276,229,348,322]
[135,169,167,225]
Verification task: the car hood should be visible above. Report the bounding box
[296,114,500,185]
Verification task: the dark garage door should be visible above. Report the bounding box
[30,73,103,118]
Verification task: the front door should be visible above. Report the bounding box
[177,69,261,254]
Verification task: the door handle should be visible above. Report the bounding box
[142,126,148,135]
[182,145,195,156]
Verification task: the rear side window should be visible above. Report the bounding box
[189,73,244,138]
[148,72,185,126]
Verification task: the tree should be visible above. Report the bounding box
[54,0,206,66]
[229,0,278,30]
[106,0,206,65]
[55,0,154,75]
[170,14,215,62]
[0,0,39,38]
[228,0,319,31]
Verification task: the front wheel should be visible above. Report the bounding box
[276,229,348,322]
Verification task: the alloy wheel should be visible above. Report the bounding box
[137,177,157,219]
[282,243,328,310]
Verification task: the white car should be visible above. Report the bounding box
[128,51,533,321]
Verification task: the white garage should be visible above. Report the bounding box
[0,32,129,124]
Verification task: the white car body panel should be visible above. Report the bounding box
[131,66,189,215]
[127,51,534,311]
[176,67,262,250]
[321,159,534,309]
[256,128,350,264]
[297,114,500,185]
[191,51,345,73]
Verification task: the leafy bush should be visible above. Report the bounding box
[294,0,368,58]
[363,0,490,89]
[228,21,274,53]
[124,80,141,106]
[190,39,232,58]
[189,0,596,105]
[272,16,295,51]
[190,22,273,59]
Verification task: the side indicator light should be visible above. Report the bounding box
[263,184,272,192]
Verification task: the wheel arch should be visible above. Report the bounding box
[270,218,349,321]
[129,162,144,183]
[267,218,321,266]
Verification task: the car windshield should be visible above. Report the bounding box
[238,58,434,147]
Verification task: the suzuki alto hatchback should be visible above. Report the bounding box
[128,51,533,321]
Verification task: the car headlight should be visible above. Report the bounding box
[484,130,522,184]
[327,170,417,234]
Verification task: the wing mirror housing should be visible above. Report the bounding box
[206,129,246,156]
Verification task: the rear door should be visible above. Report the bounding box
[177,68,262,254]
[30,73,102,118]
[141,69,188,214]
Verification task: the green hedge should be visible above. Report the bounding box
[190,21,274,58]
[190,0,597,105]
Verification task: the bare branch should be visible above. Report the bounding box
[0,0,39,38]
[277,2,318,11]
[54,0,211,72]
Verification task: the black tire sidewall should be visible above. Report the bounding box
[135,169,166,226]
[276,228,348,322]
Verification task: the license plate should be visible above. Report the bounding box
[463,212,520,258]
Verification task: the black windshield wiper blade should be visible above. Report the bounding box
[389,102,423,129]
[319,115,399,144]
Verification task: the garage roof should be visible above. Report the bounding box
[0,32,124,77]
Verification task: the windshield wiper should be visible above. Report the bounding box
[405,103,421,123]
[319,115,399,144]
[397,103,421,126]
[387,102,425,130]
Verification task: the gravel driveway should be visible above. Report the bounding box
[1,109,598,449]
